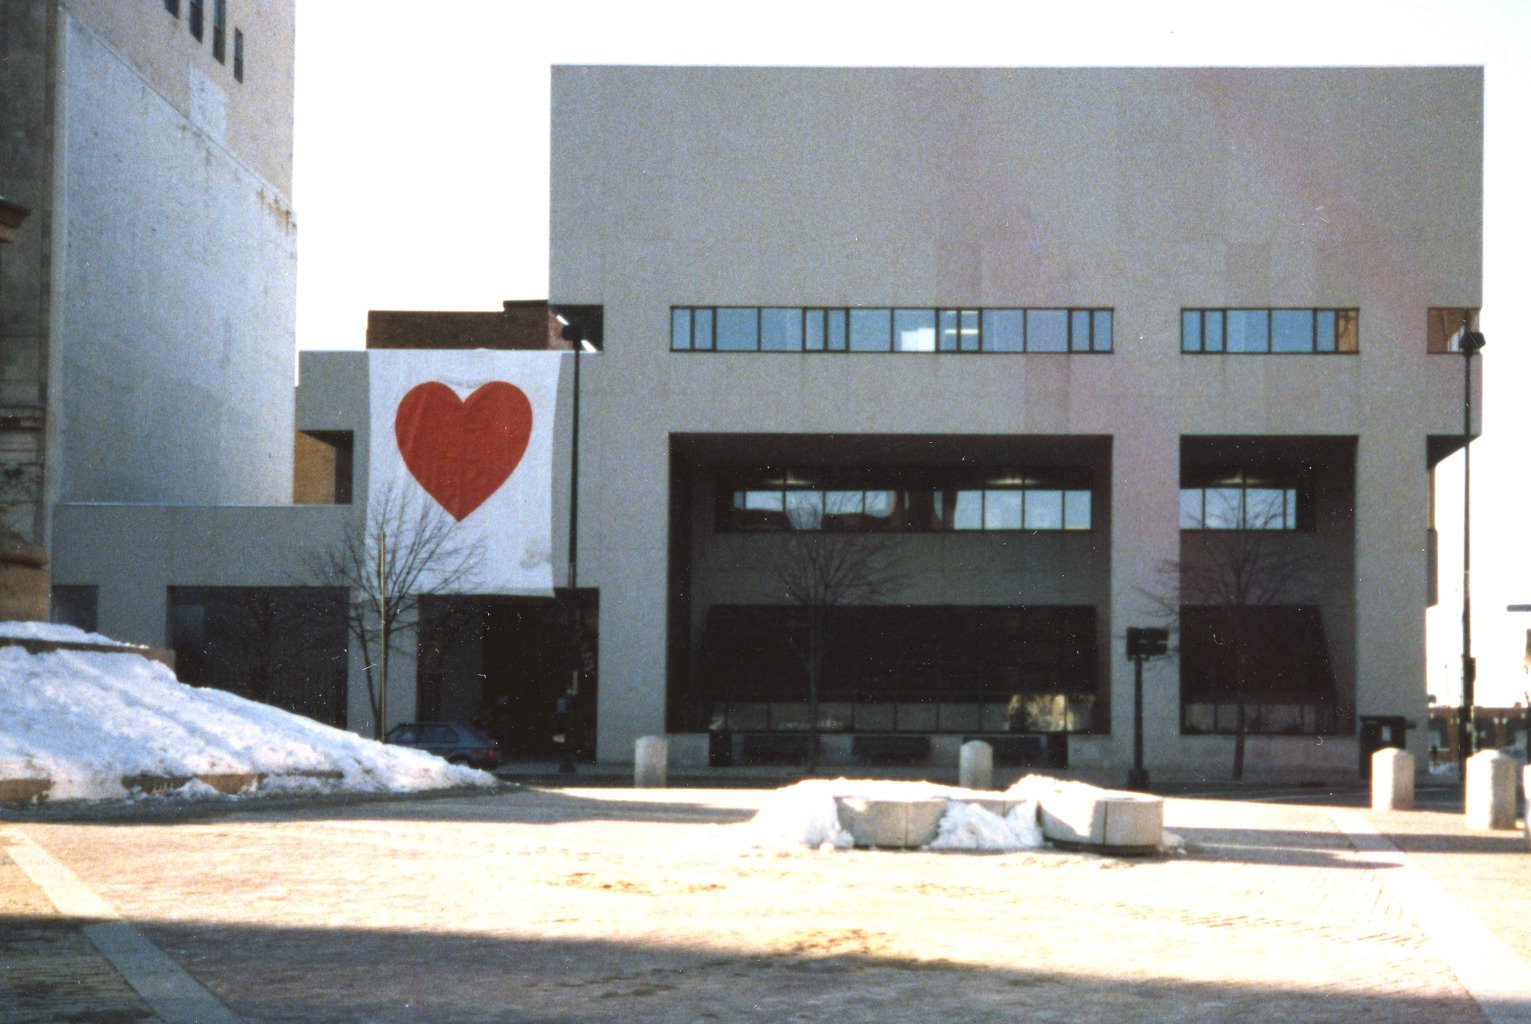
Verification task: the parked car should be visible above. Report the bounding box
[385,722,501,769]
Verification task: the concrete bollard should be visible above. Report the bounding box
[1525,766,1531,851]
[959,740,993,791]
[1465,749,1515,830]
[634,735,668,789]
[1370,748,1414,811]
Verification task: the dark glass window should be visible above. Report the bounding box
[212,0,226,62]
[51,585,99,632]
[189,0,203,40]
[1180,605,1340,735]
[671,306,1114,354]
[165,0,180,18]
[1179,469,1308,531]
[233,28,243,82]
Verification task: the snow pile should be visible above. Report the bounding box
[746,778,1046,852]
[0,630,495,802]
[0,620,131,647]
[926,799,1043,852]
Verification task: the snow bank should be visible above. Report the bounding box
[0,641,495,802]
[0,620,131,647]
[745,779,1045,852]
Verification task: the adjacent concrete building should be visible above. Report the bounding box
[51,66,1483,782]
[0,0,296,544]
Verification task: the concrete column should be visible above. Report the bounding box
[959,741,993,791]
[634,735,668,788]
[1464,749,1515,830]
[1370,748,1414,811]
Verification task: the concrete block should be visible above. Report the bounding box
[1370,748,1414,811]
[835,797,947,848]
[634,735,668,788]
[1038,786,1163,853]
[959,741,993,791]
[1465,750,1516,830]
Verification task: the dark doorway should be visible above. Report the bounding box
[418,592,597,761]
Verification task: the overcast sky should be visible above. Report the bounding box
[291,0,1531,706]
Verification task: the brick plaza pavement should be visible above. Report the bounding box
[2,786,1529,1023]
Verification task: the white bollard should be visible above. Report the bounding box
[1465,749,1515,829]
[1370,748,1414,811]
[634,735,668,789]
[959,740,994,791]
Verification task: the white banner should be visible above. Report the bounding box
[368,349,568,594]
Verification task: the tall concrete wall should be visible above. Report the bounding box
[551,67,1482,770]
[47,11,295,511]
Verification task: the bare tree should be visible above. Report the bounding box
[1147,490,1319,780]
[308,484,482,739]
[746,498,904,773]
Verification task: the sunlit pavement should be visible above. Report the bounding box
[3,786,1529,1023]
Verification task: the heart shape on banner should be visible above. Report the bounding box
[394,380,533,521]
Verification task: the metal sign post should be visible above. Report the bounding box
[1125,627,1169,791]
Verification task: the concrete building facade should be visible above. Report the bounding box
[50,66,1483,783]
[0,0,296,544]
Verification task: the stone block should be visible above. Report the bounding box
[958,740,993,791]
[1371,748,1415,811]
[835,797,947,848]
[1038,787,1163,853]
[634,735,668,788]
[1465,750,1516,830]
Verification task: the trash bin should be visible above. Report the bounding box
[1358,715,1413,781]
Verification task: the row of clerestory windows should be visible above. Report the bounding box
[163,0,245,82]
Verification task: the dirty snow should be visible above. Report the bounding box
[746,778,1046,853]
[0,636,495,802]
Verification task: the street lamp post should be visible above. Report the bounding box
[1458,327,1486,776]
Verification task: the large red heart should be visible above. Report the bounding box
[394,381,532,521]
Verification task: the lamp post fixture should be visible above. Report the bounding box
[1457,327,1486,776]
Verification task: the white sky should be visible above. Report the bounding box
[292,0,1531,706]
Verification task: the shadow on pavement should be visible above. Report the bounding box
[0,912,1483,1024]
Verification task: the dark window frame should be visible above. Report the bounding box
[671,306,1115,354]
[212,0,226,62]
[164,0,181,18]
[1181,307,1359,355]
[189,0,204,41]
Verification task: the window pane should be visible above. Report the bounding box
[827,310,847,351]
[785,490,824,528]
[1027,309,1068,352]
[864,490,895,520]
[953,490,983,530]
[743,490,784,512]
[1179,489,1204,529]
[1182,310,1202,352]
[1204,488,1243,529]
[671,308,691,350]
[1063,490,1092,529]
[1226,310,1269,352]
[959,310,980,352]
[1205,310,1224,352]
[804,309,825,351]
[1092,310,1112,352]
[761,307,802,351]
[1285,489,1298,527]
[1315,310,1336,352]
[893,309,936,352]
[824,490,863,516]
[984,490,1022,529]
[694,308,714,349]
[1272,309,1313,353]
[1245,488,1286,528]
[849,309,891,351]
[716,308,758,350]
[1024,489,1064,529]
[1336,309,1358,352]
[938,309,959,352]
[1070,311,1091,352]
[982,309,1024,352]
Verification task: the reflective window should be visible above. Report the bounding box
[984,490,1023,529]
[952,491,984,530]
[694,308,714,350]
[1027,309,1068,352]
[849,308,891,352]
[671,308,691,350]
[1180,469,1309,531]
[716,308,758,350]
[761,308,802,351]
[805,309,825,351]
[1025,489,1064,530]
[827,309,848,351]
[784,490,823,528]
[1070,311,1092,353]
[1092,310,1113,352]
[893,309,936,352]
[983,309,1025,352]
[1184,308,1358,354]
[1063,491,1092,530]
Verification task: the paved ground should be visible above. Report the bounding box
[2,784,1528,1023]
